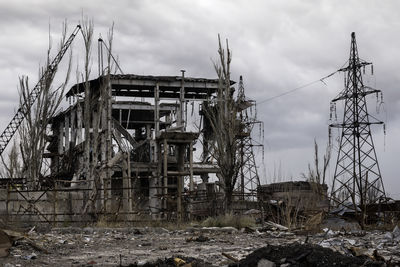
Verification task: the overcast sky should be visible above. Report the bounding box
[0,0,399,197]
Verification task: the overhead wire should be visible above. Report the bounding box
[257,70,339,105]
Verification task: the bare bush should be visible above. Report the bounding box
[18,23,72,189]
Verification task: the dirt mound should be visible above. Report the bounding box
[231,243,385,267]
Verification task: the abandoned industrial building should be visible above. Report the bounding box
[0,67,268,223]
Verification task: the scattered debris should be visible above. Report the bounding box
[320,216,361,232]
[262,221,289,231]
[0,229,12,257]
[186,235,209,242]
[22,252,37,260]
[129,256,215,267]
[222,252,239,263]
[1,226,399,266]
[174,257,186,266]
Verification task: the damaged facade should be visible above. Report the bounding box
[47,73,220,220]
[0,72,261,223]
[258,181,329,225]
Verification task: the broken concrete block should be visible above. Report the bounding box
[0,229,12,257]
[384,232,393,240]
[265,221,288,231]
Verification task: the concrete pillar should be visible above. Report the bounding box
[179,70,185,129]
[189,142,194,191]
[76,102,83,144]
[122,153,130,213]
[154,83,160,137]
[127,151,132,212]
[65,113,70,151]
[177,145,185,222]
[149,174,160,219]
[58,120,64,155]
[70,108,76,147]
[163,139,168,215]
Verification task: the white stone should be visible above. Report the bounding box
[346,239,356,246]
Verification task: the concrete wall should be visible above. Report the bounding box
[0,188,92,223]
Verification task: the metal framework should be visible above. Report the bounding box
[236,76,262,200]
[0,25,81,156]
[330,32,386,209]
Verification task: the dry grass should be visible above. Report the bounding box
[95,215,124,228]
[131,220,191,231]
[201,213,255,229]
[94,215,191,230]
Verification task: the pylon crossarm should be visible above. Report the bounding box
[332,89,381,102]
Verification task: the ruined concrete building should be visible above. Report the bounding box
[257,181,329,224]
[258,181,329,211]
[44,73,225,220]
[1,72,257,223]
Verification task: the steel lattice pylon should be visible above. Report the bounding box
[330,32,386,209]
[236,76,262,201]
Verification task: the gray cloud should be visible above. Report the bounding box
[0,0,399,195]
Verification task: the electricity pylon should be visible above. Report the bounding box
[236,76,262,201]
[330,32,386,213]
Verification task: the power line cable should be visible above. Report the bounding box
[258,70,339,105]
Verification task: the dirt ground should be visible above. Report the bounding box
[1,225,400,266]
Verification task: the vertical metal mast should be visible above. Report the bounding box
[330,32,386,210]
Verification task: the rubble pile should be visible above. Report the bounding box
[315,226,400,262]
[0,224,399,266]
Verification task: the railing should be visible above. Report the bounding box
[0,177,260,225]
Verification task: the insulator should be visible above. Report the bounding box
[328,127,332,146]
[363,66,365,74]
[371,64,374,75]
[344,76,346,86]
[383,123,387,151]
[334,102,337,120]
